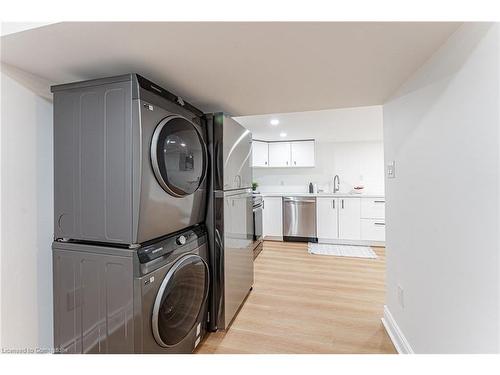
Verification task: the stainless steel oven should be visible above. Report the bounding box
[252,195,263,258]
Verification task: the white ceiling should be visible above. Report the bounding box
[1,22,460,116]
[0,22,54,37]
[235,105,383,142]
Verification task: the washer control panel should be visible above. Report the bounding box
[137,225,206,264]
[176,235,187,246]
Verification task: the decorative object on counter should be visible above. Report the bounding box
[351,185,364,194]
[252,182,259,191]
[308,182,314,193]
[308,243,377,259]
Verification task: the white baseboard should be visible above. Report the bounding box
[263,237,385,247]
[381,305,414,354]
[263,236,283,241]
[318,238,385,247]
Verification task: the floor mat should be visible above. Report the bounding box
[307,243,377,259]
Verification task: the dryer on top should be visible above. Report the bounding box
[51,74,208,246]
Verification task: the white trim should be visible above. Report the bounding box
[318,238,385,247]
[263,236,385,247]
[381,305,414,354]
[263,236,283,241]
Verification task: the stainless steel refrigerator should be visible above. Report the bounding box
[205,112,254,331]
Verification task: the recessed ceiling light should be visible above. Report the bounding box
[270,119,279,126]
[279,132,287,137]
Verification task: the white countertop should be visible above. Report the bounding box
[255,192,385,198]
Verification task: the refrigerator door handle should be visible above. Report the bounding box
[213,227,224,329]
[215,228,223,255]
[215,228,224,285]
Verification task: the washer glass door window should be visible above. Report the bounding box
[152,255,209,348]
[151,116,207,197]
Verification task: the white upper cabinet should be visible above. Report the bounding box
[268,142,292,167]
[259,140,315,168]
[252,140,269,167]
[291,140,315,167]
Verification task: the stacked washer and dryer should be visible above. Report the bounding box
[51,74,212,353]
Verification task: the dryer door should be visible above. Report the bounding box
[152,254,209,348]
[151,115,207,197]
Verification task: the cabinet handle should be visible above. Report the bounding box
[374,200,385,203]
[263,200,265,210]
[374,222,385,226]
[265,161,267,165]
[294,161,296,165]
[341,199,344,209]
[332,200,335,209]
[286,161,288,165]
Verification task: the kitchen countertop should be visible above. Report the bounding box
[255,192,385,198]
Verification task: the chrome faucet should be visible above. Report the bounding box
[333,175,340,193]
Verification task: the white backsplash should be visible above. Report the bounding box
[253,141,385,195]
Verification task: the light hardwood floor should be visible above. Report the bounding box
[196,241,396,354]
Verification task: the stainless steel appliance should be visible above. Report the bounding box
[283,196,318,242]
[52,225,209,353]
[252,194,263,259]
[51,74,208,246]
[136,226,209,353]
[205,113,254,331]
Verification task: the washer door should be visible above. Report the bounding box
[151,115,207,197]
[152,254,209,348]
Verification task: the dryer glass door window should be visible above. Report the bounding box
[152,255,209,347]
[151,116,207,197]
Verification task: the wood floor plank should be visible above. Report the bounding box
[196,241,396,354]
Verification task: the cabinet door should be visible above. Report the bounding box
[360,219,386,241]
[338,198,361,240]
[252,141,269,167]
[316,197,338,240]
[291,141,315,167]
[268,142,291,167]
[360,197,385,219]
[262,197,283,238]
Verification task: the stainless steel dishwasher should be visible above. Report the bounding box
[283,196,318,242]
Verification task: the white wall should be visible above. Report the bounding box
[383,23,500,353]
[0,65,54,350]
[254,140,385,194]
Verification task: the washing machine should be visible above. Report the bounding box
[51,74,208,246]
[53,225,210,354]
[134,225,210,353]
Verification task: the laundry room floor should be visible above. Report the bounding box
[196,241,396,354]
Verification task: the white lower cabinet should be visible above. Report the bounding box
[360,197,385,241]
[316,197,338,240]
[338,198,361,240]
[360,219,386,241]
[264,195,385,244]
[361,198,385,220]
[263,197,283,238]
